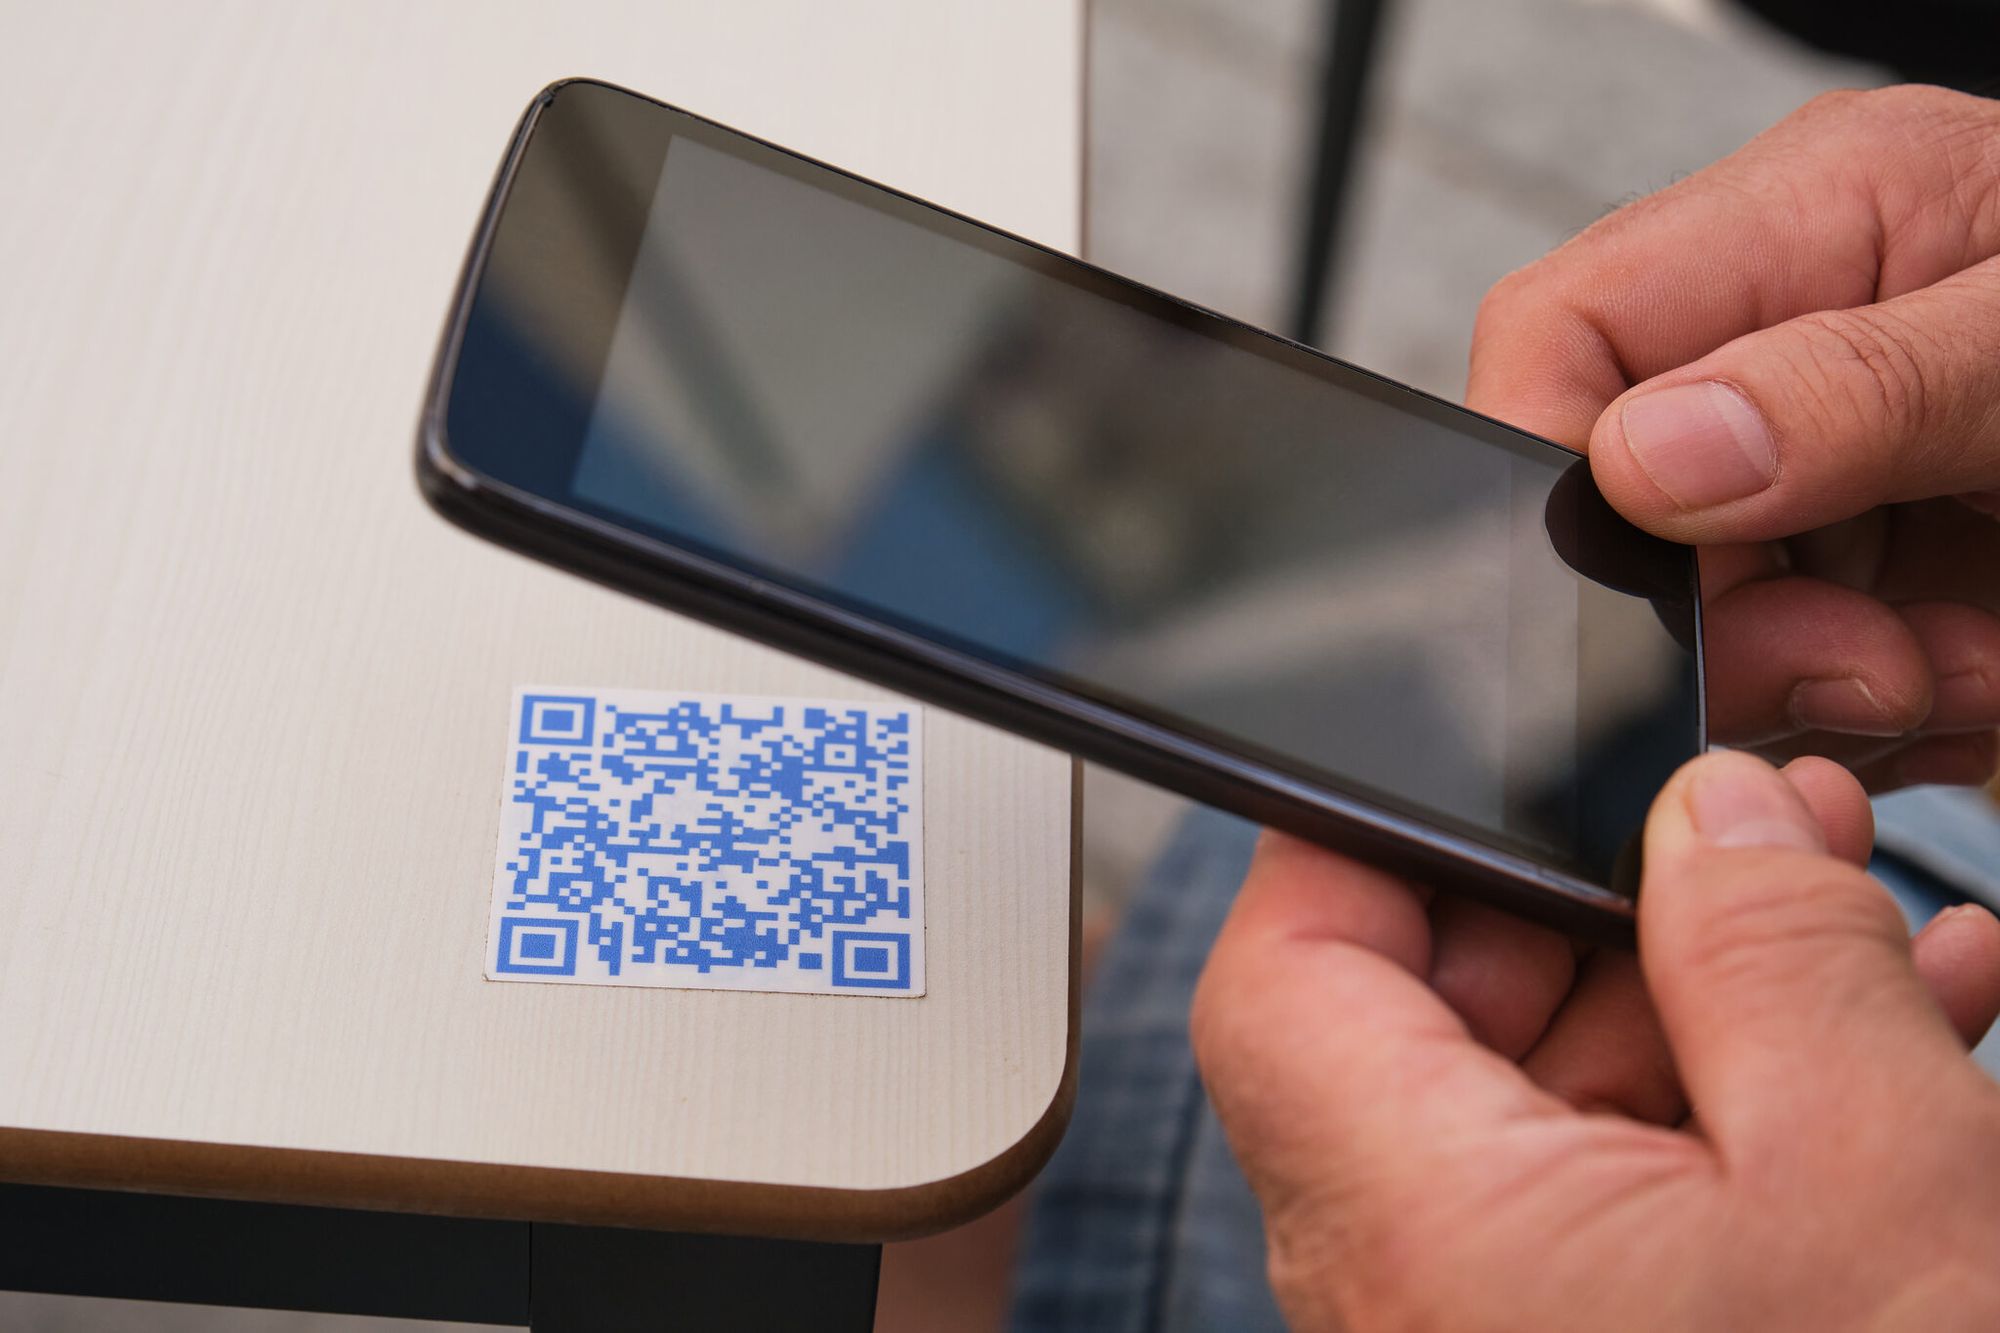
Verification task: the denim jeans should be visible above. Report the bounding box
[1007,788,2000,1332]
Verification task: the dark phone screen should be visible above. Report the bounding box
[451,84,1700,883]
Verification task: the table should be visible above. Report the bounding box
[0,2,1082,1325]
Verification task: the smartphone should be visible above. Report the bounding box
[418,79,1704,940]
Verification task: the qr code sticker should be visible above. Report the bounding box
[487,686,923,996]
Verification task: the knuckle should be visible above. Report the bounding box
[1673,857,1904,990]
[1792,87,1868,125]
[1187,957,1284,1094]
[1859,82,1992,129]
[1187,965,1237,1072]
[1795,84,1973,135]
[1471,257,1601,375]
[1788,306,1936,435]
[1474,262,1547,332]
[1815,86,2000,240]
[1848,84,1937,123]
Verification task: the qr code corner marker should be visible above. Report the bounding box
[487,687,924,997]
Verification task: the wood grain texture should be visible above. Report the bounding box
[0,0,1080,1232]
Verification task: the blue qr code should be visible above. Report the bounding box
[490,688,923,995]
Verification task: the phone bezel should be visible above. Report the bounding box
[417,79,1706,942]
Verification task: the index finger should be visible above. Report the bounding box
[1190,833,1562,1216]
[1464,87,2000,444]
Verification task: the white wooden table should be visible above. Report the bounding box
[0,2,1082,1320]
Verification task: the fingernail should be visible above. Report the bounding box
[1788,677,1907,737]
[1897,742,2000,789]
[1619,381,1778,510]
[1933,670,1998,724]
[1960,491,2000,521]
[1687,759,1825,851]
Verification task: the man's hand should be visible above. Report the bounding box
[1193,752,2000,1331]
[1191,87,2000,1330]
[1470,84,2000,790]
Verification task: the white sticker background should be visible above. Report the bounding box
[489,686,923,996]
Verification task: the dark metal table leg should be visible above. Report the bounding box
[1289,0,1394,348]
[0,1183,883,1330]
[0,1181,530,1324]
[530,1222,880,1333]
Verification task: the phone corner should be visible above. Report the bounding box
[413,409,479,519]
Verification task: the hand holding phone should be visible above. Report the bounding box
[1468,89,2000,794]
[1194,747,2000,1333]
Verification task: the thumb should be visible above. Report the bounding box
[1638,751,1970,1157]
[1590,257,2000,544]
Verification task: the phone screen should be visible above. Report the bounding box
[448,83,1700,883]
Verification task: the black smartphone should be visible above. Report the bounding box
[418,79,1704,940]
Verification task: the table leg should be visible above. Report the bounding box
[0,1181,528,1323]
[530,1222,880,1333]
[0,1183,882,1330]
[1289,0,1394,347]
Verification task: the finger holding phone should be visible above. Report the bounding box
[1196,753,2000,1332]
[1473,84,2000,790]
[1195,85,2000,1330]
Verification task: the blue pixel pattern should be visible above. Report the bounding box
[491,689,922,994]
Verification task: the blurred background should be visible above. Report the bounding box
[6,0,1983,1328]
[1078,0,1890,918]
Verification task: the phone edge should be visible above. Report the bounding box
[416,78,1654,946]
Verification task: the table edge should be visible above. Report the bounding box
[0,766,1079,1241]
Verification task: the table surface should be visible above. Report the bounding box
[0,0,1081,1240]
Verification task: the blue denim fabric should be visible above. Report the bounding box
[1007,806,1279,1333]
[1872,787,2000,1076]
[1010,788,2000,1330]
